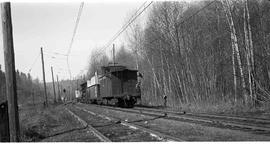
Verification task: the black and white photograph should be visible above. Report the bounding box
[0,0,270,142]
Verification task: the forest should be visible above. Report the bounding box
[0,64,44,106]
[0,64,79,106]
[86,0,270,113]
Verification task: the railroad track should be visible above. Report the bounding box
[65,108,111,142]
[78,103,270,134]
[134,106,270,125]
[74,105,184,141]
[134,107,270,133]
[66,105,184,142]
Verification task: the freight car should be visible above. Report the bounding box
[76,82,87,103]
[80,65,141,107]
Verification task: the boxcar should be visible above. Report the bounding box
[78,65,141,107]
[85,72,100,103]
[78,82,87,103]
[99,65,141,107]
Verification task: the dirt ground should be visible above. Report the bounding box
[19,103,99,142]
[18,102,270,141]
[77,103,270,141]
[68,104,162,142]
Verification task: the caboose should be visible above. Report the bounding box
[82,65,141,107]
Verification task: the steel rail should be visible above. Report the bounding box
[134,107,270,124]
[79,104,270,133]
[65,107,111,142]
[133,107,270,131]
[74,105,184,142]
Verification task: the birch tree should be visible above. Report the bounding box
[223,0,248,104]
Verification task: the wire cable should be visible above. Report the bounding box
[145,0,218,53]
[43,50,68,56]
[176,0,217,27]
[90,1,153,63]
[66,2,84,79]
[106,1,148,48]
[67,2,84,56]
[77,2,152,79]
[104,1,153,51]
[28,52,40,73]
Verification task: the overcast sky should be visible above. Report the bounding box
[0,1,148,81]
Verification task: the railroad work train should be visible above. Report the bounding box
[77,65,141,108]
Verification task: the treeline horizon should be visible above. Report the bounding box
[0,64,45,105]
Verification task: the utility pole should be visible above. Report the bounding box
[1,2,20,141]
[57,75,61,102]
[28,72,35,107]
[113,44,115,66]
[77,79,78,90]
[61,84,63,102]
[63,88,66,102]
[41,47,48,106]
[51,67,56,103]
[32,89,35,106]
[68,85,72,101]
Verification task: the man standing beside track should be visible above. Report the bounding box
[163,95,167,107]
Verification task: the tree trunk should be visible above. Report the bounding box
[223,0,248,104]
[243,2,252,105]
[245,0,256,105]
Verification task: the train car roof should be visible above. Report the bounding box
[101,65,137,73]
[112,68,138,73]
[80,82,87,86]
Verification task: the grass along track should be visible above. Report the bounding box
[73,105,184,142]
[81,103,270,135]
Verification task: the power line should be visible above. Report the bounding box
[106,1,148,48]
[66,2,84,56]
[44,51,80,58]
[104,1,153,51]
[67,2,84,79]
[145,0,218,51]
[74,2,152,79]
[92,0,216,70]
[176,0,217,27]
[28,52,40,73]
[42,52,69,75]
[44,53,67,60]
[90,1,153,63]
[44,55,69,73]
[43,50,68,56]
[26,2,84,80]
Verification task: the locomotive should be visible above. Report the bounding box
[77,65,141,108]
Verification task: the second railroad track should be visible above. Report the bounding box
[65,105,184,142]
[77,103,270,135]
